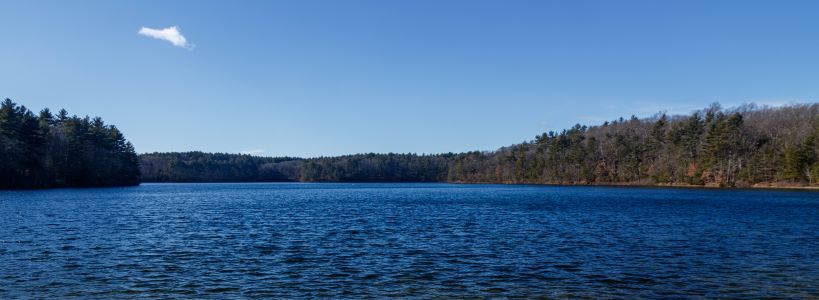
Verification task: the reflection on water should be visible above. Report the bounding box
[1,183,818,298]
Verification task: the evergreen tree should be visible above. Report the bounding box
[0,99,140,188]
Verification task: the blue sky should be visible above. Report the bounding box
[1,1,817,157]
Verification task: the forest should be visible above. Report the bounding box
[446,103,818,187]
[139,103,819,187]
[0,99,140,188]
[139,152,301,182]
[3,98,817,189]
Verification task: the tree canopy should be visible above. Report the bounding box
[139,103,819,187]
[139,152,301,182]
[5,98,817,189]
[0,99,139,188]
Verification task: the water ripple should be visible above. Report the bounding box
[1,183,818,298]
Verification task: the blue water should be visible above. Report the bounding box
[1,183,818,298]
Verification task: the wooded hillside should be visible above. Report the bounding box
[140,103,819,187]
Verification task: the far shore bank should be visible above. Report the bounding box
[449,180,819,190]
[132,180,819,191]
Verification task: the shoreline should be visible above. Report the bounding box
[448,180,819,190]
[141,180,819,191]
[6,181,818,191]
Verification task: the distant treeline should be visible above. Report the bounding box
[139,152,451,183]
[0,99,140,188]
[299,153,453,182]
[139,152,301,182]
[449,103,818,187]
[139,103,819,187]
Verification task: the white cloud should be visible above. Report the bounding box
[240,149,265,155]
[138,26,192,49]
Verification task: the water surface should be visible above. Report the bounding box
[1,183,818,298]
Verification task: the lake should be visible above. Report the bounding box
[1,183,818,298]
